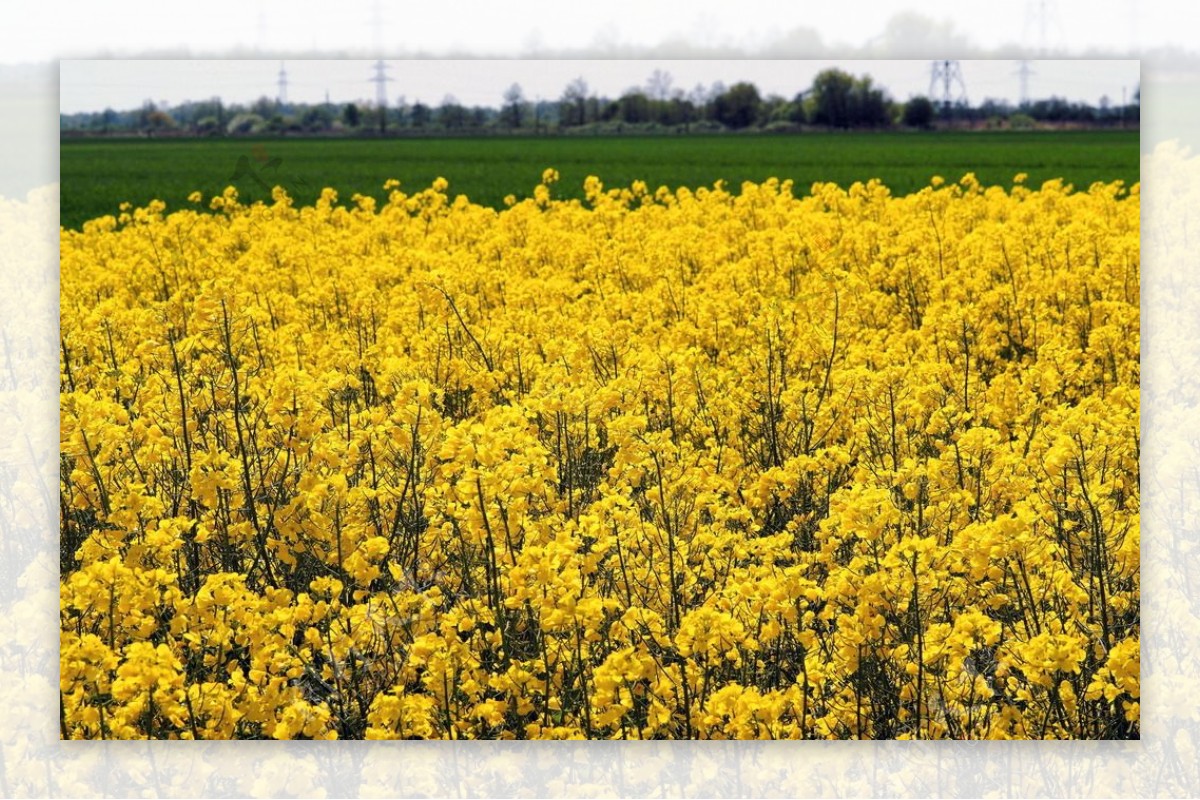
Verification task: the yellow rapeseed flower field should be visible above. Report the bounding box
[59,170,1139,739]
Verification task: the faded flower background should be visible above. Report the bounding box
[2,0,1196,794]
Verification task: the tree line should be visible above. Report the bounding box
[60,68,1140,137]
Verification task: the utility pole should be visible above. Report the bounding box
[929,60,968,118]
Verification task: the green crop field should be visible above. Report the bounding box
[59,130,1139,230]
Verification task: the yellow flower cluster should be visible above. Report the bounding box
[60,171,1138,739]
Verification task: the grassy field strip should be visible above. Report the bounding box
[59,131,1138,229]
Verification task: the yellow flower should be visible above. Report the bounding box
[60,172,1139,740]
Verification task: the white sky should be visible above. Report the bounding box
[8,0,1195,62]
[59,59,1140,115]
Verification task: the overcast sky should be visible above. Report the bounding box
[60,59,1140,115]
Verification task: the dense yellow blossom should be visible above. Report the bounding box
[60,172,1138,739]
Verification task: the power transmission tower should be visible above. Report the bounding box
[277,61,289,109]
[1015,60,1035,107]
[1128,0,1139,51]
[370,0,385,52]
[370,60,393,133]
[255,0,266,53]
[1024,0,1060,55]
[929,60,968,115]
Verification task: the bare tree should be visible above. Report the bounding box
[646,69,674,101]
[560,77,590,127]
[503,83,525,129]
